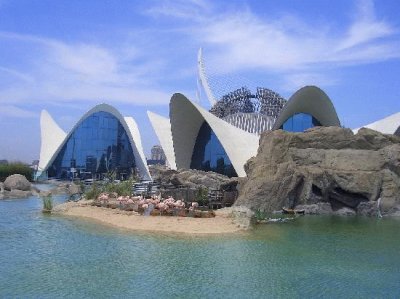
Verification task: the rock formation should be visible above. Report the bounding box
[0,174,36,199]
[0,174,59,199]
[235,127,400,216]
[4,174,31,191]
[150,165,238,191]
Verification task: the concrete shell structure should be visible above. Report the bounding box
[149,87,341,178]
[352,112,400,135]
[272,86,341,130]
[147,111,177,170]
[38,104,151,181]
[169,93,259,177]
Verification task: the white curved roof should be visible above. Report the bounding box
[170,93,259,177]
[272,86,340,130]
[147,111,177,169]
[352,112,400,135]
[38,110,67,171]
[39,104,151,181]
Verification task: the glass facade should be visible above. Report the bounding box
[190,122,237,177]
[281,113,321,132]
[47,112,135,180]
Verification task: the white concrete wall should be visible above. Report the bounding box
[170,93,260,177]
[147,111,177,169]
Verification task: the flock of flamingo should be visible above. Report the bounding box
[95,192,202,216]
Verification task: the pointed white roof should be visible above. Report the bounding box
[353,112,400,135]
[170,93,259,177]
[147,111,177,170]
[38,110,67,171]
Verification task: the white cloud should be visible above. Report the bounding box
[0,31,171,106]
[0,66,34,83]
[197,3,399,74]
[281,73,339,92]
[0,0,399,107]
[336,0,394,51]
[0,105,37,118]
[160,0,400,91]
[145,0,211,20]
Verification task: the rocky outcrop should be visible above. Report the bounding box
[0,174,58,199]
[1,174,38,199]
[4,174,31,191]
[235,127,400,216]
[150,165,238,191]
[5,189,33,198]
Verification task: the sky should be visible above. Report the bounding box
[0,0,400,163]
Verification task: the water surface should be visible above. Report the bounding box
[1,193,399,298]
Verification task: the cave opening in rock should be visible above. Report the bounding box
[328,187,369,211]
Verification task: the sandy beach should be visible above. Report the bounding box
[53,201,243,235]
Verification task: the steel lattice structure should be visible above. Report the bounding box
[197,48,287,135]
[208,86,287,134]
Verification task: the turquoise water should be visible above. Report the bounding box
[1,193,399,298]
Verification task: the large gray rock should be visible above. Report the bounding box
[149,165,235,190]
[4,174,31,191]
[7,189,32,198]
[235,127,400,216]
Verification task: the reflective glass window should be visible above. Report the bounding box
[48,111,135,180]
[281,113,321,132]
[190,122,237,177]
[394,126,400,137]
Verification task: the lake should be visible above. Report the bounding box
[1,191,399,298]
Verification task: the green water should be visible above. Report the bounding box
[1,193,399,298]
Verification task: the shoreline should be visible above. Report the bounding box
[53,201,244,235]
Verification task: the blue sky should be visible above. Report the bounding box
[1,0,400,162]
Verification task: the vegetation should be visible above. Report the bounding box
[196,187,209,206]
[84,173,138,199]
[84,181,102,200]
[0,162,33,182]
[42,195,53,212]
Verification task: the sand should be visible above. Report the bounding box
[53,201,242,235]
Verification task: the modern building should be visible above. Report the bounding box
[198,48,288,135]
[146,145,166,166]
[37,104,151,181]
[353,112,400,136]
[148,86,341,177]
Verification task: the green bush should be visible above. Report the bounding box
[104,178,135,196]
[84,176,137,199]
[0,162,33,182]
[84,182,102,200]
[196,187,209,206]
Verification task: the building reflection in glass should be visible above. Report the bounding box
[48,112,135,180]
[281,113,321,132]
[190,122,237,177]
